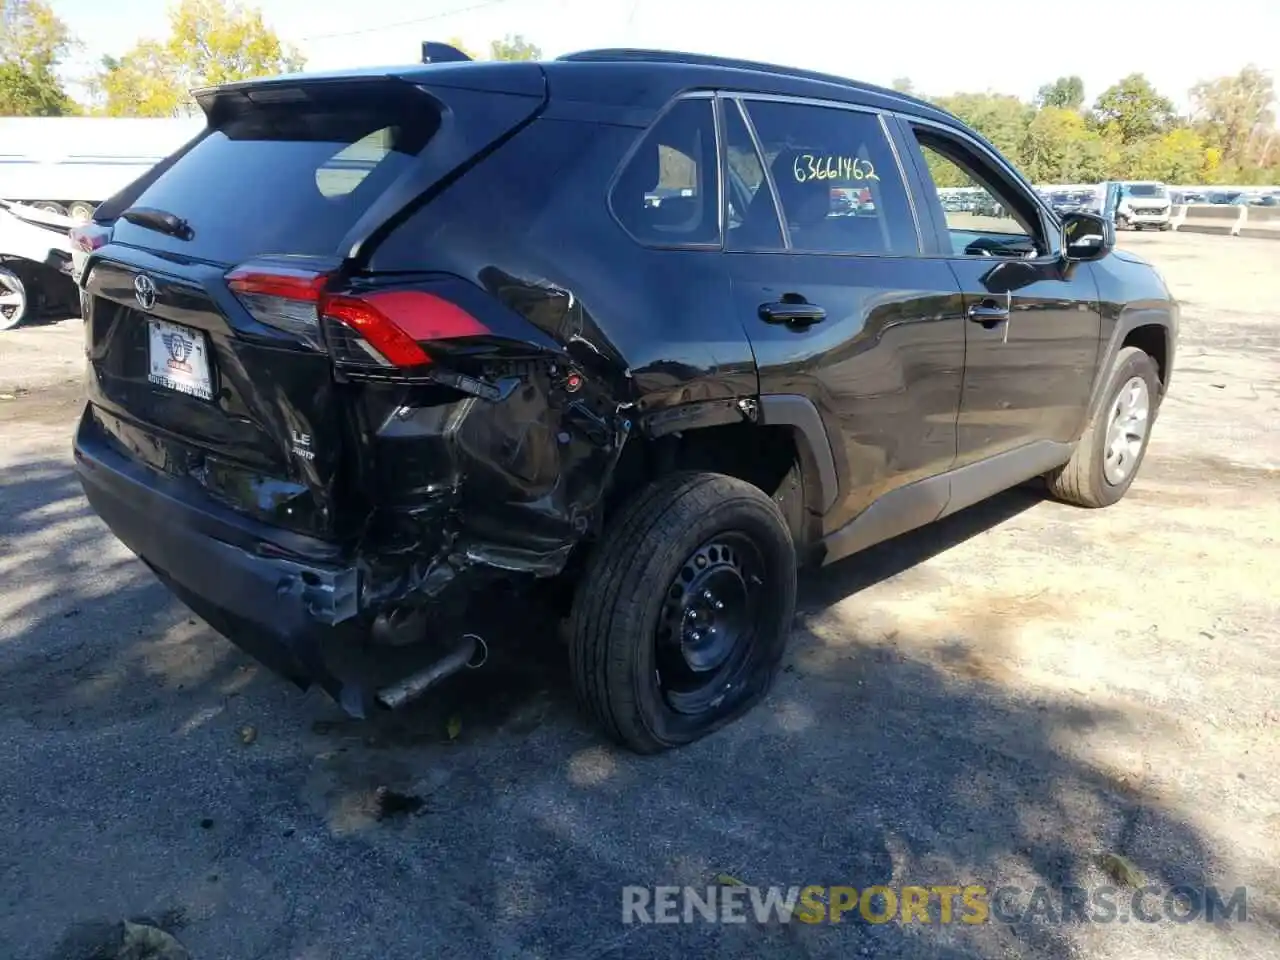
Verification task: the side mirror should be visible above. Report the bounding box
[1061,211,1115,262]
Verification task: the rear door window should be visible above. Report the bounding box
[110,84,440,264]
[610,97,721,247]
[739,99,918,255]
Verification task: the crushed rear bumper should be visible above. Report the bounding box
[74,406,365,709]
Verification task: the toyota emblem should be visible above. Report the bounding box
[134,274,157,311]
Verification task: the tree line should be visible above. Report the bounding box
[898,71,1276,186]
[2,0,1275,186]
[0,0,541,119]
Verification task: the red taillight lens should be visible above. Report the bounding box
[322,295,431,368]
[69,224,110,253]
[226,265,329,351]
[226,266,327,302]
[224,264,489,370]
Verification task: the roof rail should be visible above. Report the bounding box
[556,48,938,112]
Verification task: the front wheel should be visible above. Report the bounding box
[0,266,29,331]
[568,472,797,753]
[1047,347,1160,508]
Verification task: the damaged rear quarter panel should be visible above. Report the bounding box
[358,113,758,614]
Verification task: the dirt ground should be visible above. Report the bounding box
[0,232,1277,960]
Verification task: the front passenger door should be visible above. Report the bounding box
[899,123,1102,467]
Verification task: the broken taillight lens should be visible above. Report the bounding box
[225,264,488,369]
[69,223,111,253]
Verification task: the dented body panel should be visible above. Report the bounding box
[70,58,805,705]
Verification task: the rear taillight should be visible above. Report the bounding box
[227,264,330,352]
[225,264,489,369]
[69,224,110,253]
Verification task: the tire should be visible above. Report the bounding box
[0,266,29,331]
[568,472,797,753]
[30,201,67,216]
[1047,346,1160,508]
[68,201,97,223]
[1158,223,1171,232]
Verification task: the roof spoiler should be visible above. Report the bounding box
[421,41,472,64]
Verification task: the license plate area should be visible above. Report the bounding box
[148,319,214,401]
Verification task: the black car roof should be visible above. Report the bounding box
[200,47,962,131]
[546,48,957,124]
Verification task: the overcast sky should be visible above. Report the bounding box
[55,0,1280,108]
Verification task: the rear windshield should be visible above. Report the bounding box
[111,83,439,264]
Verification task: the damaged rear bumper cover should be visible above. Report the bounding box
[74,415,363,706]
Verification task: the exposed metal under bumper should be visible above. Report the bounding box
[375,634,483,710]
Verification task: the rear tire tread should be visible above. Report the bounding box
[568,471,793,753]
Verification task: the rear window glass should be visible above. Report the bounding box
[609,98,720,247]
[112,86,438,263]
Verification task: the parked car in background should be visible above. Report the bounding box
[1116,181,1172,230]
[71,47,1180,753]
[0,200,80,331]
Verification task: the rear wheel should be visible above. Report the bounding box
[68,201,97,223]
[30,201,67,216]
[568,472,797,753]
[0,266,29,331]
[1047,347,1160,508]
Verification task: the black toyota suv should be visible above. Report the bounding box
[72,47,1178,753]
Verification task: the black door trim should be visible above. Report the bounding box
[820,439,1073,565]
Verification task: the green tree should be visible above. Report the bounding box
[96,0,304,117]
[1120,129,1207,182]
[890,77,915,95]
[932,92,1033,168]
[488,33,541,62]
[0,0,75,115]
[445,36,479,60]
[1190,65,1275,169]
[1035,76,1085,111]
[1091,73,1175,144]
[1019,106,1110,182]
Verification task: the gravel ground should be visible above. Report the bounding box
[0,232,1277,959]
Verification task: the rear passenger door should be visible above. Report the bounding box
[894,120,1102,466]
[721,95,967,539]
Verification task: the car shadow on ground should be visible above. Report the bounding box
[0,454,1259,960]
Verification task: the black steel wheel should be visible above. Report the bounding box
[568,472,797,753]
[656,532,764,715]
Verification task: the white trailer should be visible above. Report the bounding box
[0,116,202,221]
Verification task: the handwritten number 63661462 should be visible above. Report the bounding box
[793,154,880,184]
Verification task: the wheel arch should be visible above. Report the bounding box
[607,394,838,561]
[1086,306,1176,424]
